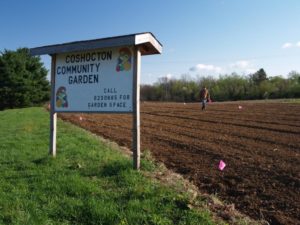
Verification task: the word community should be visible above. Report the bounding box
[57,63,101,75]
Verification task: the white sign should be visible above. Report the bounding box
[54,46,133,112]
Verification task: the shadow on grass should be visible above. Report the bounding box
[100,160,132,177]
[32,157,52,165]
[78,160,133,180]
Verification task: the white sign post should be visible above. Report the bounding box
[132,48,141,169]
[30,33,162,170]
[50,55,57,156]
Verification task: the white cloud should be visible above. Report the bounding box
[226,60,257,74]
[166,73,172,79]
[188,61,258,76]
[297,41,300,47]
[230,60,250,69]
[245,68,257,74]
[158,73,173,81]
[282,42,293,49]
[190,64,222,73]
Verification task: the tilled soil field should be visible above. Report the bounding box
[60,101,300,225]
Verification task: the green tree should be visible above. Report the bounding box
[287,71,300,97]
[268,76,288,98]
[0,48,50,110]
[258,80,275,99]
[212,74,248,101]
[251,68,268,85]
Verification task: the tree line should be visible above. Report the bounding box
[141,69,300,102]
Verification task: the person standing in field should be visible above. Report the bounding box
[200,86,210,110]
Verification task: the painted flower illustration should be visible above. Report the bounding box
[56,86,68,108]
[116,47,132,72]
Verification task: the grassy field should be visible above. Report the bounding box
[0,107,216,225]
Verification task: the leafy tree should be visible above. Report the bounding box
[211,74,248,101]
[0,48,50,110]
[140,84,156,101]
[250,68,268,85]
[288,71,300,80]
[268,76,288,98]
[258,80,275,99]
[287,71,300,97]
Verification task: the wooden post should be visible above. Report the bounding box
[132,47,141,170]
[50,54,57,156]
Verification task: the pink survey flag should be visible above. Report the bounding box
[238,105,243,109]
[79,116,83,121]
[218,160,226,171]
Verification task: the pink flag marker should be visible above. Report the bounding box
[238,105,243,109]
[218,160,226,171]
[79,116,83,121]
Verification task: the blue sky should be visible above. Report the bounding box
[1,0,300,84]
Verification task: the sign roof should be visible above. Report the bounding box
[30,32,162,56]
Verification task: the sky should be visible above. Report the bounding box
[0,0,300,84]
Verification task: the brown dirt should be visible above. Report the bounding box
[60,101,300,225]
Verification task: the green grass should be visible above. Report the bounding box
[279,98,300,103]
[0,107,215,225]
[248,98,300,104]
